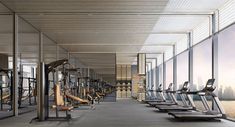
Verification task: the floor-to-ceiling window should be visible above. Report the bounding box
[192,38,212,110]
[176,51,189,90]
[165,59,173,88]
[218,24,235,119]
[156,54,163,89]
[193,38,212,91]
[157,64,163,89]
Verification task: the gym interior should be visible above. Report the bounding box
[0,0,235,127]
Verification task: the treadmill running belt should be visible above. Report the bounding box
[169,112,223,120]
[156,105,194,111]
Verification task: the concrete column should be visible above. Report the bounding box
[37,32,46,121]
[188,32,193,89]
[13,13,19,116]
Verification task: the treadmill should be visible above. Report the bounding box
[145,84,166,104]
[148,83,178,107]
[155,81,196,112]
[168,79,226,120]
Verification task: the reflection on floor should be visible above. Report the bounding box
[221,101,235,119]
[0,99,235,127]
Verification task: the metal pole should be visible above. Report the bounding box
[163,53,166,90]
[211,13,219,110]
[37,62,45,121]
[188,32,193,89]
[39,32,43,62]
[37,32,46,121]
[173,45,177,91]
[13,13,19,116]
[55,45,59,82]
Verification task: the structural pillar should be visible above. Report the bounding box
[163,53,166,90]
[13,13,19,116]
[37,32,46,121]
[188,32,193,89]
[173,45,177,90]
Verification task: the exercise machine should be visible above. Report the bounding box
[168,79,226,121]
[36,59,73,121]
[148,83,177,107]
[155,81,196,112]
[144,84,166,104]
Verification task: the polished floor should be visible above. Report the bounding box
[0,99,235,127]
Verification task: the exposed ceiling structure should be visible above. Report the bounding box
[0,0,230,76]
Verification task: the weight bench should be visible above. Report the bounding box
[51,84,73,120]
[65,93,90,105]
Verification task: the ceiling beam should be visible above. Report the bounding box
[58,44,174,46]
[16,12,212,16]
[70,52,162,54]
[0,32,187,34]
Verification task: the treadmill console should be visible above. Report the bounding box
[166,83,173,91]
[203,79,215,92]
[157,84,163,91]
[181,81,189,91]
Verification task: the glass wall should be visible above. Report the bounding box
[156,54,163,88]
[176,51,189,90]
[43,36,57,64]
[18,17,39,114]
[218,24,235,119]
[193,38,212,91]
[0,13,13,119]
[151,59,157,90]
[165,59,173,88]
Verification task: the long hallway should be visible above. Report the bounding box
[0,99,235,127]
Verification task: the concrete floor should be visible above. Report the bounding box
[0,99,235,127]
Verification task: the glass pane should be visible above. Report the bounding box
[18,17,39,114]
[192,38,212,110]
[176,35,188,55]
[165,59,173,88]
[218,24,235,119]
[43,36,57,64]
[165,47,173,61]
[193,38,212,91]
[156,64,163,88]
[0,14,13,119]
[58,47,67,60]
[176,51,189,90]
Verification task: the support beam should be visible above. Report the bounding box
[58,44,174,46]
[212,13,218,79]
[163,53,166,90]
[188,32,193,89]
[212,13,219,96]
[53,32,188,34]
[13,13,19,116]
[17,12,213,16]
[37,31,48,121]
[69,52,163,54]
[39,32,43,62]
[173,45,177,91]
[153,58,157,90]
